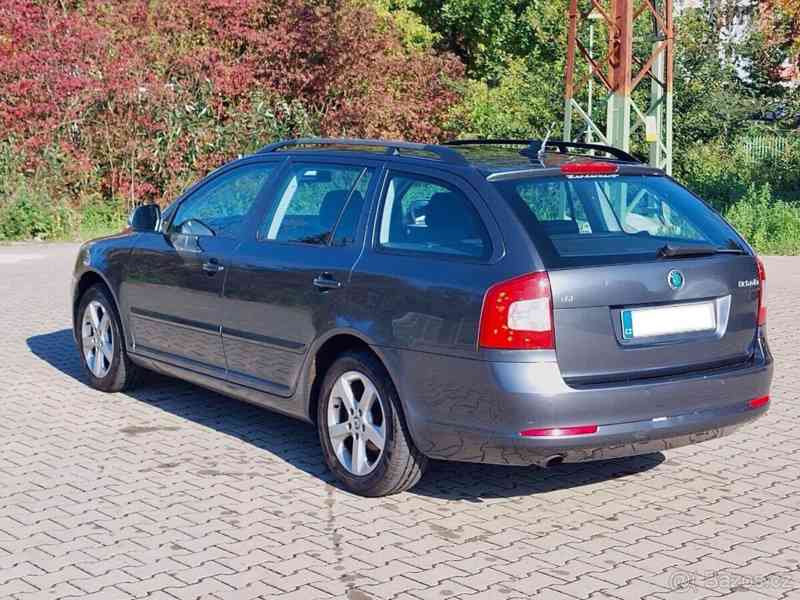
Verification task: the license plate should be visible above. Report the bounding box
[621,301,716,340]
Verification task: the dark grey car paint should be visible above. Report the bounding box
[220,157,385,398]
[123,157,284,378]
[72,151,773,467]
[125,233,235,376]
[549,255,761,383]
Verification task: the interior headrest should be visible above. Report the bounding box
[424,193,465,231]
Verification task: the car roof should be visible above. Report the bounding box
[255,138,649,179]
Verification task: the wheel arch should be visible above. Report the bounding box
[304,330,402,426]
[73,270,125,343]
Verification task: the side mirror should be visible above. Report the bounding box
[129,204,161,232]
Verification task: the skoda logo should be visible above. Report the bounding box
[667,269,685,290]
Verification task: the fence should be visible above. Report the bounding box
[739,134,800,163]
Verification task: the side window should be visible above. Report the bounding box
[259,163,372,245]
[331,171,372,246]
[170,163,275,238]
[378,173,491,259]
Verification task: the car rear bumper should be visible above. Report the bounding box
[388,333,773,466]
[413,401,766,467]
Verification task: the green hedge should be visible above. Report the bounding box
[675,136,800,255]
[725,184,800,255]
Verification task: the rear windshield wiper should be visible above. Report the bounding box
[657,244,746,258]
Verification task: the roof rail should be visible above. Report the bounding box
[443,139,640,163]
[258,138,469,165]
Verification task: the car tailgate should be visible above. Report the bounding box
[549,255,761,385]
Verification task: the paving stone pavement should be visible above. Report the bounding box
[0,243,798,600]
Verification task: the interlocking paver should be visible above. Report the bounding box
[0,580,38,597]
[71,569,139,594]
[408,580,477,600]
[1,244,799,600]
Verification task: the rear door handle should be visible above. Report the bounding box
[313,273,342,290]
[202,258,225,275]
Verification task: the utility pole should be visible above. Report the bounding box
[585,11,600,143]
[563,0,674,173]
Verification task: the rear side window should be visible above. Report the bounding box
[259,163,372,245]
[492,175,743,268]
[378,173,491,259]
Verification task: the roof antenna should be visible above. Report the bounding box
[538,123,555,166]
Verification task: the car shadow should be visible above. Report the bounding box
[28,328,664,500]
[418,453,664,502]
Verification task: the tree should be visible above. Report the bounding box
[672,8,755,146]
[0,0,464,205]
[392,0,566,138]
[761,0,800,69]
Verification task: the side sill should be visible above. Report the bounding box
[129,351,308,422]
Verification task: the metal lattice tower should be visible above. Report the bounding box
[563,0,674,173]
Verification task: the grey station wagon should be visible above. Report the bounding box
[72,138,773,496]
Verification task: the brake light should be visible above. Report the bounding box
[756,256,767,327]
[560,161,619,175]
[520,425,598,437]
[748,395,769,409]
[479,272,554,350]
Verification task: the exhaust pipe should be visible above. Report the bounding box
[543,454,565,468]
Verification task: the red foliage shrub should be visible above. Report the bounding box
[760,0,800,71]
[0,0,464,204]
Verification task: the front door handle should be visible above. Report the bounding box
[202,258,224,275]
[313,273,342,290]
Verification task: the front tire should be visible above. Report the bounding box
[76,284,140,392]
[318,351,427,496]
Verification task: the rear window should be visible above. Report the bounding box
[492,174,743,268]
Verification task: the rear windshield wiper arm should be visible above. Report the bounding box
[657,244,746,258]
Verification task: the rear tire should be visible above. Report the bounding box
[76,284,141,393]
[317,351,427,496]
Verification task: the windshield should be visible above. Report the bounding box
[492,174,744,268]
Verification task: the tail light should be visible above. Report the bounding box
[748,395,769,410]
[755,256,767,327]
[479,272,554,350]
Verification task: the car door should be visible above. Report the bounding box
[221,158,381,397]
[346,165,503,359]
[124,159,280,377]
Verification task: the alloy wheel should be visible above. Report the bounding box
[327,371,386,476]
[82,300,114,378]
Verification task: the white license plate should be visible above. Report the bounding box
[621,301,716,340]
